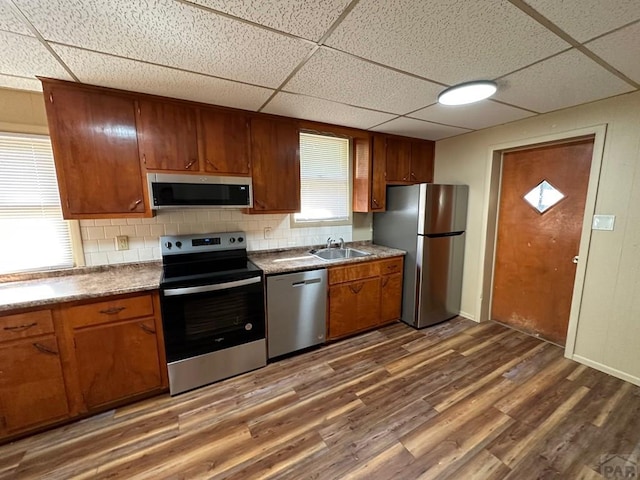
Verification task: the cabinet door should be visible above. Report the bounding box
[200,108,250,175]
[380,273,403,324]
[42,83,147,217]
[0,336,69,432]
[73,318,162,409]
[385,137,411,183]
[411,140,434,183]
[137,100,199,171]
[371,134,387,210]
[249,117,300,213]
[328,277,380,339]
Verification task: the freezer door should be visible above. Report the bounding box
[414,233,465,328]
[419,184,469,235]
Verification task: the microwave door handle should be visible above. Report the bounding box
[163,277,262,297]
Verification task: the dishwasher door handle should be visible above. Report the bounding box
[292,278,322,287]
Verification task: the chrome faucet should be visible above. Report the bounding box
[326,237,333,248]
[339,237,345,249]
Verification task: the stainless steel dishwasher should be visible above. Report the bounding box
[266,269,327,359]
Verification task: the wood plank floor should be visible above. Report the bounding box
[2,318,639,479]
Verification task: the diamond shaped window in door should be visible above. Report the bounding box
[524,180,565,214]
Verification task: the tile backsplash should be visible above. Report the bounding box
[80,209,372,266]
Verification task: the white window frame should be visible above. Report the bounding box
[0,131,84,275]
[291,132,352,229]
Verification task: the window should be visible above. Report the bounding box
[293,132,351,225]
[0,132,78,274]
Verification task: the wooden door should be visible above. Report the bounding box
[0,336,69,432]
[43,83,147,217]
[73,318,162,409]
[411,140,434,183]
[249,117,300,213]
[492,139,593,345]
[385,137,411,182]
[329,277,380,339]
[380,273,402,324]
[137,100,199,171]
[199,108,250,175]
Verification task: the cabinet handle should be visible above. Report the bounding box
[3,322,37,331]
[49,93,53,103]
[372,198,379,207]
[349,283,364,294]
[254,199,266,209]
[381,277,390,287]
[185,159,196,170]
[129,199,142,211]
[139,323,156,335]
[410,172,417,180]
[206,159,218,171]
[99,306,126,315]
[33,343,58,356]
[402,175,409,181]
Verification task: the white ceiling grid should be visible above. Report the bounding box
[0,0,638,140]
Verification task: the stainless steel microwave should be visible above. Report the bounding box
[147,173,253,209]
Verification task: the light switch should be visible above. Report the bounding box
[592,215,615,231]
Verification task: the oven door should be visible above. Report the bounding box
[160,275,265,363]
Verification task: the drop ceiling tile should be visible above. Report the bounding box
[0,74,42,92]
[0,1,31,35]
[370,117,471,141]
[325,0,569,85]
[53,45,274,110]
[524,0,640,42]
[284,47,444,115]
[14,0,313,88]
[0,31,73,81]
[187,0,352,41]
[494,49,635,113]
[586,22,640,84]
[262,92,396,130]
[410,100,535,130]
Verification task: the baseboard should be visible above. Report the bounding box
[459,311,477,322]
[571,354,640,387]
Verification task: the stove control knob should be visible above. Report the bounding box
[164,241,172,249]
[229,237,236,243]
[238,237,244,243]
[175,241,182,248]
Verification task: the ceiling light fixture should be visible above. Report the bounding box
[437,80,497,106]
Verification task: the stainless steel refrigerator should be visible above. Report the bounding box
[373,184,468,329]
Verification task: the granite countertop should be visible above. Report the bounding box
[0,263,162,313]
[249,241,406,275]
[0,242,405,313]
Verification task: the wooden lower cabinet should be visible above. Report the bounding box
[327,256,404,340]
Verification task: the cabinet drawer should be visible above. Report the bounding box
[329,261,380,285]
[0,310,54,342]
[379,257,404,275]
[67,294,154,328]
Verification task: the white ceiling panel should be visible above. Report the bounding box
[13,0,314,88]
[284,47,444,115]
[495,49,634,113]
[524,0,640,43]
[0,1,31,35]
[371,117,471,141]
[587,23,640,84]
[53,45,274,111]
[263,92,396,130]
[410,100,535,130]
[325,0,569,85]
[186,0,352,41]
[0,31,73,81]
[0,74,42,92]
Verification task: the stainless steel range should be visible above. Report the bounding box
[159,231,266,395]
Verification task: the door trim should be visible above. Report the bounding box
[476,124,607,360]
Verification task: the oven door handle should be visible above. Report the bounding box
[163,276,262,296]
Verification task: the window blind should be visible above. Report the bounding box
[295,133,350,223]
[0,132,74,274]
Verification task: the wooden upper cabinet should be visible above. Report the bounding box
[410,140,435,183]
[352,135,386,213]
[136,99,199,172]
[248,117,300,213]
[199,108,250,175]
[385,136,434,184]
[42,81,148,218]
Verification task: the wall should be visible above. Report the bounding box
[79,210,367,265]
[435,90,640,385]
[0,87,48,134]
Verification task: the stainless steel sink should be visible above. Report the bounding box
[310,247,371,261]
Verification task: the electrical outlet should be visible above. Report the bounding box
[115,235,129,251]
[264,227,272,239]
